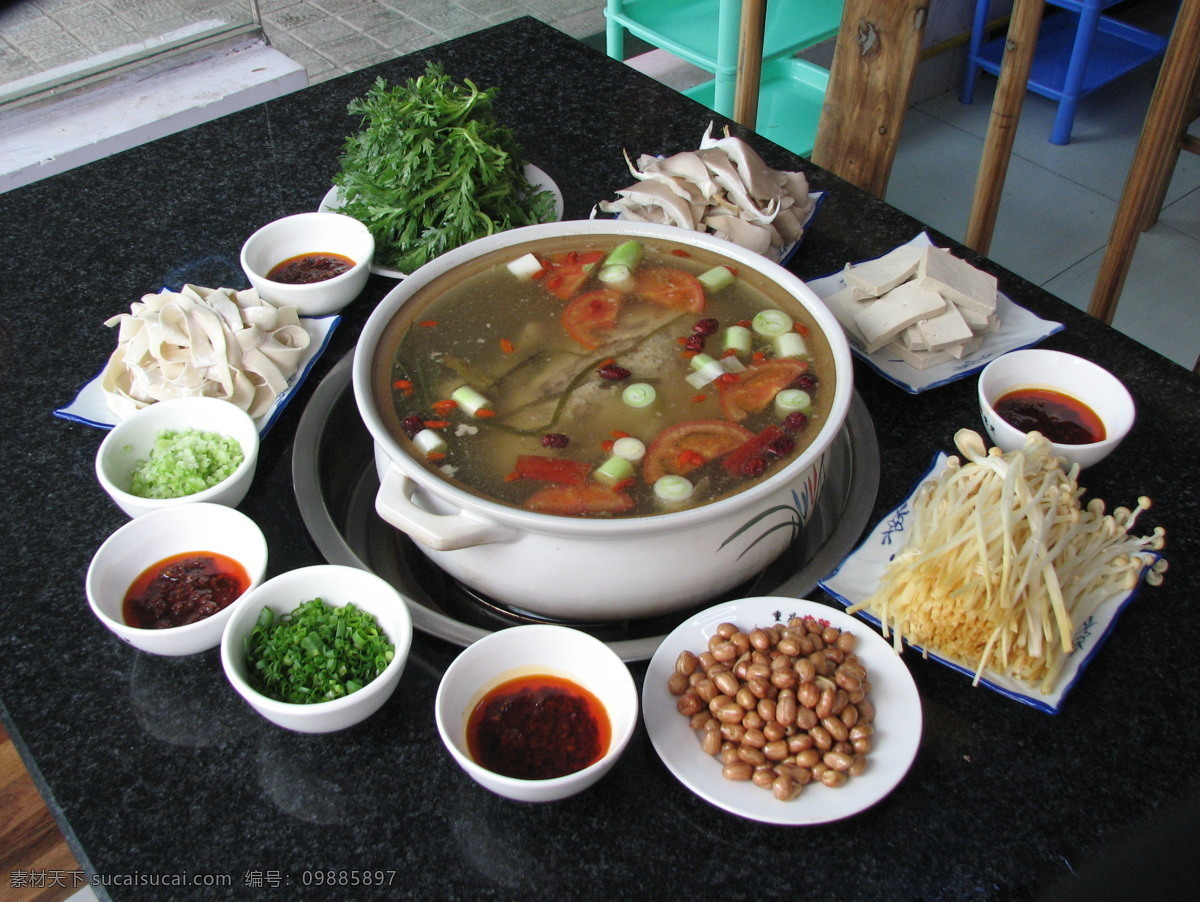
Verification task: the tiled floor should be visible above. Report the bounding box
[0,0,610,87]
[0,0,1195,367]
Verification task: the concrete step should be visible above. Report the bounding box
[1,33,306,193]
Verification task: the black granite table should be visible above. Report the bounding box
[2,17,1197,902]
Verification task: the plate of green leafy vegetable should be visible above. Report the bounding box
[322,65,563,279]
[320,164,562,279]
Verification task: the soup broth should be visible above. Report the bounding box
[372,235,835,518]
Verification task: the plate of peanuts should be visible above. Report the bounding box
[645,596,921,824]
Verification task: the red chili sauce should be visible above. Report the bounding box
[267,252,355,284]
[123,552,251,629]
[994,387,1106,445]
[466,674,611,780]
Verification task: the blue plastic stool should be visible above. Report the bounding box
[961,0,1170,145]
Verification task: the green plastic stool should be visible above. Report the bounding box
[684,57,830,157]
[605,0,842,118]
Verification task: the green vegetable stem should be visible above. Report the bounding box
[333,64,557,273]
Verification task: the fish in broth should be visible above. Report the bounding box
[372,236,835,517]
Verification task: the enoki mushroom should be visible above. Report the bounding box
[849,429,1167,693]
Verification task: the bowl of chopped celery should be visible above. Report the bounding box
[96,396,260,518]
[220,565,412,733]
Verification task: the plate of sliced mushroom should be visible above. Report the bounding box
[593,124,822,266]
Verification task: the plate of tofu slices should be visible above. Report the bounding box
[806,232,1064,393]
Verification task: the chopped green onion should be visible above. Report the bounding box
[451,384,491,415]
[723,325,752,355]
[621,382,657,408]
[594,454,634,486]
[752,309,793,338]
[720,355,746,374]
[698,265,735,292]
[245,598,395,705]
[774,331,809,359]
[599,240,644,285]
[690,353,717,372]
[507,253,544,280]
[654,475,694,504]
[775,389,813,416]
[687,357,727,389]
[413,429,446,456]
[612,437,646,461]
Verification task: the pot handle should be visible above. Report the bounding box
[375,462,519,551]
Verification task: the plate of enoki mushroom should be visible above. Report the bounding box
[644,595,922,825]
[820,428,1168,714]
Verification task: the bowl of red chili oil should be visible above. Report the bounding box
[86,502,268,656]
[240,211,374,316]
[978,349,1135,470]
[435,625,639,803]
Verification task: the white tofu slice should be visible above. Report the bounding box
[954,301,993,329]
[946,334,986,358]
[854,281,946,353]
[880,339,959,371]
[902,322,929,350]
[843,244,924,296]
[916,246,998,314]
[820,284,872,343]
[916,302,975,351]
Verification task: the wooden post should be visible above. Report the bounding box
[811,0,929,198]
[734,0,768,129]
[1088,0,1200,324]
[965,0,1046,254]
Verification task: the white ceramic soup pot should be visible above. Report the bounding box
[352,220,853,621]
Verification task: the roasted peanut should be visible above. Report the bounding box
[722,761,753,781]
[669,616,876,801]
[676,650,699,675]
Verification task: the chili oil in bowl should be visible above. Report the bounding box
[435,624,639,802]
[96,396,260,519]
[220,565,412,733]
[978,349,1135,469]
[240,211,374,316]
[86,502,268,656]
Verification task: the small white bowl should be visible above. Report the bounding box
[240,211,374,315]
[978,349,1135,469]
[435,625,638,803]
[96,396,259,518]
[221,565,412,733]
[86,503,269,656]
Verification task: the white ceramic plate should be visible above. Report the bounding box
[643,596,921,825]
[55,312,338,437]
[819,454,1162,714]
[805,232,1064,394]
[320,164,564,279]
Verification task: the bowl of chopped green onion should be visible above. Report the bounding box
[220,565,412,733]
[96,396,260,518]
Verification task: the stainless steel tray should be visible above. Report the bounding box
[292,350,880,661]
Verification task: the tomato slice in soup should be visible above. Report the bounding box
[514,455,593,484]
[634,266,706,312]
[717,359,809,422]
[537,250,605,300]
[643,419,755,483]
[563,289,623,349]
[523,483,635,516]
